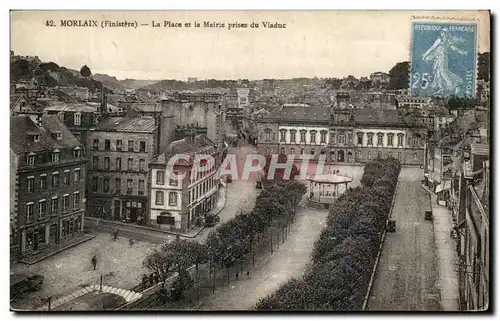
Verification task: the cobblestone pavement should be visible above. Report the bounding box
[195,166,363,310]
[367,167,441,311]
[11,232,157,310]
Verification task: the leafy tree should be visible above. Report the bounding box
[446,95,478,111]
[80,65,92,78]
[388,61,410,90]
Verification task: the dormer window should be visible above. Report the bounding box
[33,134,40,142]
[52,150,60,163]
[73,147,81,158]
[27,153,35,165]
[52,132,62,140]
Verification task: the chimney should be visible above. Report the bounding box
[158,100,175,154]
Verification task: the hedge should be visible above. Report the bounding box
[255,157,401,311]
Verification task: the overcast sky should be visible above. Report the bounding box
[10,10,490,80]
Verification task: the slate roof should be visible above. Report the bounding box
[10,115,81,154]
[44,102,97,113]
[152,135,216,165]
[353,108,402,125]
[94,117,156,133]
[262,104,330,123]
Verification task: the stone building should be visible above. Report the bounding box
[148,135,221,231]
[86,117,157,225]
[10,115,87,259]
[256,102,427,165]
[159,92,225,146]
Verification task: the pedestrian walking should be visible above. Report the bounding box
[91,255,97,270]
[129,238,134,247]
[112,229,119,241]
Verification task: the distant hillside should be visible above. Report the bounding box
[10,57,104,93]
[93,73,122,92]
[120,78,159,90]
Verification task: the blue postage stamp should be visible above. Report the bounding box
[410,21,478,98]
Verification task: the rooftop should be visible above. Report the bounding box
[353,108,402,125]
[94,117,156,133]
[262,104,329,123]
[10,115,81,154]
[152,134,216,165]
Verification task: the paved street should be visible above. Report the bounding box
[196,143,259,243]
[11,233,157,310]
[367,167,441,311]
[196,166,363,310]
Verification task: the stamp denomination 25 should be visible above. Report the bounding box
[410,21,478,98]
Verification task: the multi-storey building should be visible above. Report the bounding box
[257,102,427,165]
[86,117,157,225]
[10,115,87,259]
[159,92,225,146]
[149,135,221,232]
[453,141,490,311]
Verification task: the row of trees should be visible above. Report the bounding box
[142,179,307,302]
[254,158,401,310]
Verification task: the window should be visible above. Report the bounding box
[73,148,81,158]
[63,195,69,212]
[52,151,60,163]
[300,130,307,143]
[367,133,374,146]
[105,139,111,151]
[311,149,315,155]
[74,168,81,182]
[310,130,317,144]
[73,192,80,210]
[377,133,384,146]
[103,178,110,193]
[27,177,34,192]
[387,133,394,147]
[39,200,47,218]
[397,134,404,147]
[138,179,145,195]
[116,140,123,151]
[320,131,327,144]
[128,140,134,152]
[51,197,58,215]
[64,171,70,185]
[92,156,99,169]
[139,159,146,172]
[388,152,393,158]
[357,133,364,145]
[33,135,40,142]
[265,130,271,141]
[368,151,372,159]
[280,129,287,142]
[57,111,64,121]
[157,170,165,185]
[54,133,62,140]
[338,135,346,145]
[104,157,110,170]
[115,178,121,194]
[169,192,178,206]
[40,175,47,190]
[398,152,402,160]
[91,177,98,192]
[26,203,33,222]
[52,172,59,187]
[74,112,81,125]
[170,178,178,186]
[330,133,336,144]
[290,130,297,143]
[27,154,35,165]
[115,158,122,171]
[127,158,134,171]
[290,148,295,155]
[347,133,353,144]
[301,148,305,155]
[127,179,133,194]
[281,147,285,154]
[140,141,146,152]
[92,139,99,150]
[155,191,164,205]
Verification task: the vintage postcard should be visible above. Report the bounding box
[9,10,490,312]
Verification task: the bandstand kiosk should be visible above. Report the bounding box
[307,171,353,209]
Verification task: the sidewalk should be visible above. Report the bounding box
[422,185,460,311]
